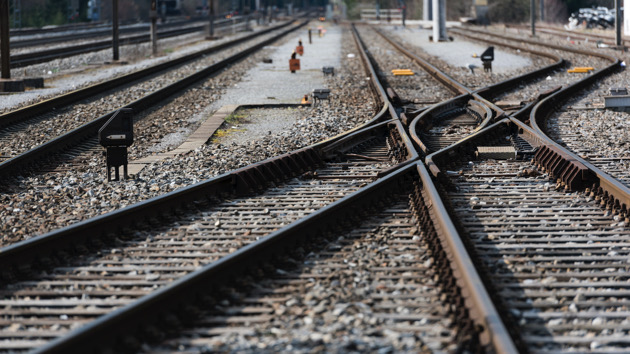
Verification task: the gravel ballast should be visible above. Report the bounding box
[0,22,375,245]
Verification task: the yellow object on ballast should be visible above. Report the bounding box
[392,69,414,76]
[567,67,594,73]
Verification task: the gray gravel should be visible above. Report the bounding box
[0,24,267,113]
[0,25,293,160]
[215,107,304,146]
[0,23,375,245]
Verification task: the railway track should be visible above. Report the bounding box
[0,22,517,353]
[10,18,213,49]
[139,168,467,352]
[0,119,417,351]
[425,117,630,352]
[2,22,630,352]
[0,21,299,180]
[505,23,628,48]
[9,18,252,68]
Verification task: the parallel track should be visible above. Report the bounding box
[9,17,250,68]
[0,144,391,350]
[427,118,630,352]
[0,21,300,182]
[4,23,630,353]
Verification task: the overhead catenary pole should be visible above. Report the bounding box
[150,0,158,55]
[530,0,535,37]
[432,0,446,42]
[1,0,10,78]
[209,0,214,38]
[112,0,119,61]
[615,0,622,47]
[423,0,432,21]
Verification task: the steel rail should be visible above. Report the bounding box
[11,25,202,68]
[8,18,186,37]
[447,27,566,102]
[408,23,616,156]
[0,21,291,130]
[479,23,630,217]
[351,22,518,354]
[422,112,630,351]
[368,26,513,130]
[527,54,630,214]
[32,161,421,354]
[29,159,518,354]
[371,26,472,96]
[414,162,518,353]
[0,21,302,180]
[505,23,628,48]
[408,94,493,155]
[349,24,397,120]
[460,25,620,63]
[424,26,627,212]
[0,118,417,276]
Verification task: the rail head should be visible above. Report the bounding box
[415,162,518,353]
[350,23,400,120]
[371,26,472,96]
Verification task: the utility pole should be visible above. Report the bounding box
[150,0,157,55]
[112,0,119,61]
[530,0,535,37]
[209,0,214,38]
[615,0,622,47]
[1,0,10,79]
[399,0,406,27]
[432,0,446,42]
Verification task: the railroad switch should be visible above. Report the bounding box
[98,108,134,181]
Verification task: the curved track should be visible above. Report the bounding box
[3,22,630,353]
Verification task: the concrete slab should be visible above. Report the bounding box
[384,26,532,74]
[0,79,25,92]
[127,104,238,175]
[209,22,342,107]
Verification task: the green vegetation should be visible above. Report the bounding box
[225,111,248,125]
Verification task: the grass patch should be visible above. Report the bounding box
[210,127,246,143]
[224,111,249,125]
